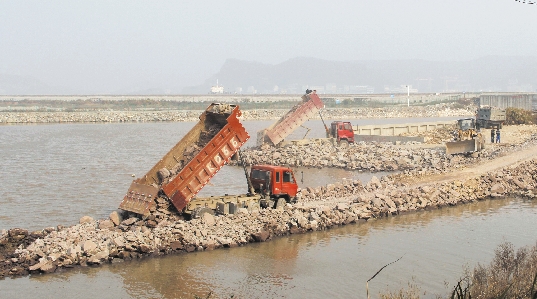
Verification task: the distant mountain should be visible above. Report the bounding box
[183,56,537,94]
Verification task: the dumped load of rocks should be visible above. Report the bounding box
[399,125,457,144]
[233,133,537,174]
[3,154,537,278]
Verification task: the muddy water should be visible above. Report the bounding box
[2,198,536,299]
[4,117,536,298]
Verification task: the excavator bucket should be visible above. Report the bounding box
[445,139,479,155]
[119,103,250,216]
[257,92,324,146]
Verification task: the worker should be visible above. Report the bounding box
[496,129,501,143]
[491,129,495,143]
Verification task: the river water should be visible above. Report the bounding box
[2,117,537,298]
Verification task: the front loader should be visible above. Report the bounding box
[445,118,486,155]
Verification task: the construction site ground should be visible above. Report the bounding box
[303,124,537,208]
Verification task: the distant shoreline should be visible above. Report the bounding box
[0,105,473,124]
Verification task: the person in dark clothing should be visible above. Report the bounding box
[491,129,495,143]
[496,129,500,143]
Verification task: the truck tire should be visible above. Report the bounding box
[275,198,286,209]
[260,199,275,209]
[338,139,349,149]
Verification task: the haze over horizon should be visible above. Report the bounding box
[1,1,536,95]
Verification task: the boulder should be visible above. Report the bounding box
[251,230,270,242]
[81,240,97,253]
[202,213,216,226]
[170,241,184,251]
[79,216,94,224]
[40,261,57,273]
[490,183,505,194]
[98,220,115,230]
[109,211,122,226]
[121,217,138,226]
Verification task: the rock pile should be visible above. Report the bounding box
[233,133,537,174]
[2,156,537,278]
[0,102,474,124]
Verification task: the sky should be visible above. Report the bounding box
[0,0,536,94]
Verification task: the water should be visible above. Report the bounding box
[3,117,536,298]
[2,199,536,299]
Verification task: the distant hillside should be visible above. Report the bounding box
[183,56,537,94]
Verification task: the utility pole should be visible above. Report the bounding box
[406,85,410,107]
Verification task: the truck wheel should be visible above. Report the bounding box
[260,199,274,209]
[275,198,286,209]
[338,140,349,149]
[190,207,214,219]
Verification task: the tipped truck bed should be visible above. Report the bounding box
[257,93,324,146]
[119,103,250,216]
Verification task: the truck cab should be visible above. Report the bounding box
[476,107,506,129]
[249,165,298,202]
[329,121,355,147]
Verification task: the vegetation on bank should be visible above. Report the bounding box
[379,241,537,299]
[506,107,537,125]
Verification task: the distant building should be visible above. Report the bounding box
[210,80,224,94]
[478,93,536,110]
[383,85,418,94]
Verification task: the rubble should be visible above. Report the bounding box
[232,131,537,174]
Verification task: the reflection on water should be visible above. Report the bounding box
[2,198,536,299]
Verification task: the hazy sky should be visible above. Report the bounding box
[1,0,536,93]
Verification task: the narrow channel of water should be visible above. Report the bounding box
[2,198,536,299]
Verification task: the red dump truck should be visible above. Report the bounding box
[257,90,325,146]
[119,103,298,218]
[328,121,355,147]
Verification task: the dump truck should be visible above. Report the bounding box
[187,164,298,218]
[119,103,250,217]
[327,121,355,147]
[119,103,299,218]
[475,107,506,130]
[257,90,325,146]
[445,118,486,155]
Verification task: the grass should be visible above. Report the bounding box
[379,241,537,299]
